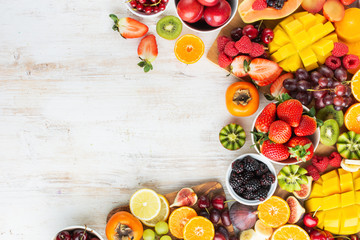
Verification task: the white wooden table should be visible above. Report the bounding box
[0,1,271,239]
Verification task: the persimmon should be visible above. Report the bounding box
[106,211,143,240]
[226,82,259,117]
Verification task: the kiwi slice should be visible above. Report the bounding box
[219,123,246,150]
[320,119,340,146]
[277,165,308,193]
[316,105,344,127]
[337,131,360,159]
[156,16,182,40]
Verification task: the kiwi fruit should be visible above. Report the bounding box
[277,165,308,192]
[316,105,344,127]
[156,16,182,40]
[337,131,360,159]
[219,123,246,150]
[320,119,340,146]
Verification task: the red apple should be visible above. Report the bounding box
[177,0,204,23]
[203,0,231,27]
[323,0,345,22]
[197,0,220,7]
[301,0,325,13]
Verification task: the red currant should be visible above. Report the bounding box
[161,0,169,3]
[138,0,147,4]
[242,25,258,40]
[159,3,166,10]
[152,6,159,12]
[144,6,152,14]
[136,3,144,11]
[261,28,274,44]
[130,0,137,7]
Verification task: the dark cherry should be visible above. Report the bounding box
[242,25,258,40]
[261,28,274,44]
[56,231,71,240]
[210,208,221,224]
[214,232,227,240]
[198,195,211,209]
[221,210,231,226]
[198,210,210,219]
[230,27,243,41]
[212,195,226,210]
[73,230,88,240]
[217,226,229,240]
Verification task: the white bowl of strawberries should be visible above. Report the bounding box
[251,97,320,165]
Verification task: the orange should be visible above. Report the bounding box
[335,8,360,43]
[168,207,197,239]
[258,196,290,228]
[174,34,204,64]
[344,103,360,134]
[351,69,360,102]
[271,224,310,240]
[183,216,215,240]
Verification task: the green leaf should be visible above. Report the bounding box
[112,25,118,31]
[109,14,119,23]
[316,118,324,127]
[264,93,275,101]
[243,59,251,73]
[144,64,151,72]
[304,107,316,117]
[138,61,145,67]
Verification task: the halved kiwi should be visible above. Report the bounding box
[277,165,308,193]
[337,131,360,159]
[316,105,344,127]
[320,119,339,146]
[219,123,246,150]
[156,15,182,40]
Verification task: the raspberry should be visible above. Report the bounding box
[217,36,231,52]
[312,155,329,172]
[332,42,349,57]
[325,56,342,70]
[343,54,360,70]
[250,43,265,58]
[306,165,320,181]
[224,41,239,57]
[218,51,232,68]
[328,151,342,167]
[235,36,253,54]
[252,0,267,10]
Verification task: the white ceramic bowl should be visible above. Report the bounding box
[251,104,320,165]
[174,0,239,33]
[126,1,168,18]
[226,153,278,206]
[52,225,104,240]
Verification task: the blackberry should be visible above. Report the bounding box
[243,157,260,172]
[245,179,261,192]
[232,159,245,174]
[240,171,255,183]
[255,188,268,201]
[242,190,256,200]
[255,163,269,176]
[229,177,241,189]
[234,185,245,195]
[260,173,276,186]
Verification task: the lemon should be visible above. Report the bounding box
[141,194,170,227]
[130,189,161,221]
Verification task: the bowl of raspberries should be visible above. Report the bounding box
[226,153,277,205]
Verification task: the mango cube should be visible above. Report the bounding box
[305,62,319,71]
[340,172,354,192]
[299,14,317,29]
[352,170,360,179]
[324,209,341,234]
[271,44,297,63]
[323,194,340,211]
[316,52,332,65]
[316,211,325,229]
[356,190,360,204]
[299,47,318,69]
[312,39,334,57]
[322,175,340,196]
[314,13,327,24]
[305,198,323,212]
[278,58,290,72]
[279,15,295,29]
[323,33,338,43]
[292,12,308,19]
[341,191,355,207]
[291,30,311,50]
[338,168,348,176]
[308,23,326,43]
[323,21,335,36]
[354,178,360,190]
[310,183,323,198]
[287,54,303,72]
[317,177,323,185]
[284,19,303,36]
[273,28,290,46]
[322,170,339,181]
[340,206,359,234]
[269,41,281,54]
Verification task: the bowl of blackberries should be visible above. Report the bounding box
[54,226,103,240]
[226,154,277,206]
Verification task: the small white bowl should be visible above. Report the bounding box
[251,104,320,165]
[126,1,168,18]
[52,225,104,240]
[226,153,278,206]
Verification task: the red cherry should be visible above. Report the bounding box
[130,0,137,7]
[261,28,274,44]
[144,6,152,14]
[198,195,210,209]
[310,230,326,240]
[211,195,226,210]
[153,6,159,12]
[303,213,318,228]
[350,235,359,240]
[138,0,147,4]
[159,3,166,10]
[242,25,258,40]
[136,3,144,11]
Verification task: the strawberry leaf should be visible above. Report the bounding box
[138,58,153,73]
[243,59,251,73]
[109,14,119,31]
[264,93,275,101]
[288,143,312,162]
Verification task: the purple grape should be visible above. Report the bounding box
[326,78,334,88]
[324,94,334,106]
[283,78,297,91]
[210,209,221,224]
[344,86,352,97]
[312,86,327,99]
[334,96,344,106]
[296,92,309,105]
[310,71,322,84]
[230,27,243,41]
[343,97,353,108]
[334,105,344,111]
[335,84,346,96]
[334,67,348,82]
[318,65,334,78]
[318,77,329,88]
[289,91,298,98]
[315,98,326,109]
[297,80,311,92]
[296,68,309,80]
[333,81,340,87]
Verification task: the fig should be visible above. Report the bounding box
[229,202,257,231]
[293,176,312,200]
[286,196,305,224]
[170,188,197,207]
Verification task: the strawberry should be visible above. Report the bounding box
[270,73,292,97]
[306,165,320,181]
[217,36,231,52]
[252,0,267,10]
[218,52,232,68]
[287,136,314,162]
[268,120,292,144]
[109,15,148,39]
[312,155,329,172]
[277,99,303,127]
[249,43,265,58]
[294,115,317,137]
[332,42,348,57]
[255,102,276,133]
[231,55,251,78]
[261,140,290,162]
[224,41,239,57]
[235,36,253,54]
[328,151,342,167]
[248,58,282,86]
[137,34,158,72]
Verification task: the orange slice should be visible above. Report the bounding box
[344,103,360,134]
[351,69,360,102]
[258,196,290,228]
[271,224,310,240]
[183,216,215,240]
[174,34,204,64]
[168,207,197,239]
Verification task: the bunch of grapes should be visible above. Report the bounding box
[283,65,353,111]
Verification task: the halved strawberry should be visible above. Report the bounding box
[138,34,158,72]
[248,58,282,86]
[255,102,276,133]
[230,55,251,78]
[270,73,293,97]
[110,15,148,39]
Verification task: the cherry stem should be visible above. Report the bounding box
[307,88,334,92]
[80,225,87,240]
[313,205,321,218]
[257,20,263,32]
[224,199,236,203]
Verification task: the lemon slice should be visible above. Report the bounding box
[141,194,170,227]
[130,189,161,221]
[341,159,360,172]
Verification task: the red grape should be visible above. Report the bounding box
[283,78,297,91]
[217,226,229,240]
[315,98,326,109]
[318,77,328,88]
[312,86,327,99]
[199,210,210,219]
[334,105,344,111]
[296,92,310,105]
[334,67,348,82]
[334,96,344,106]
[343,97,353,108]
[214,232,227,240]
[326,78,334,88]
[344,85,352,97]
[230,27,243,41]
[335,84,346,96]
[297,80,311,92]
[324,94,334,106]
[289,90,298,99]
[210,209,221,224]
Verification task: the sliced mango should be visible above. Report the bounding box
[305,198,323,212]
[340,206,359,234]
[352,170,360,179]
[324,208,341,234]
[322,175,341,196]
[341,191,355,208]
[310,183,323,198]
[322,170,339,181]
[273,28,290,46]
[299,14,317,29]
[340,172,354,192]
[316,211,325,229]
[314,13,326,24]
[312,39,334,57]
[354,178,360,191]
[271,43,297,63]
[284,19,304,36]
[323,194,340,211]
